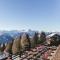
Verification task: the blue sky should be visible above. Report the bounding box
[0,0,60,32]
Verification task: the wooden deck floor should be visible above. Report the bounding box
[52,45,60,60]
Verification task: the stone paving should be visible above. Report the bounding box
[0,45,58,60]
[12,45,48,60]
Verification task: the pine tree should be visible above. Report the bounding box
[0,44,5,52]
[20,33,31,51]
[30,32,38,48]
[4,41,13,54]
[40,32,46,43]
[12,36,21,54]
